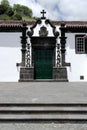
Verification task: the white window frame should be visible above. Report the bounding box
[76,36,85,54]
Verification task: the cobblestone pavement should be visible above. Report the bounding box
[0,123,87,130]
[0,82,87,103]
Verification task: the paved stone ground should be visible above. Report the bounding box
[0,82,87,103]
[0,82,87,129]
[0,123,87,130]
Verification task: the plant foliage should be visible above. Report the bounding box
[0,0,33,20]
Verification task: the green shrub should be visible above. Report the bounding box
[6,7,14,16]
[11,13,22,20]
[13,4,32,17]
[0,14,10,20]
[1,0,10,7]
[0,0,33,20]
[0,4,7,14]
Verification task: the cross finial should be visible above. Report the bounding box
[41,10,46,19]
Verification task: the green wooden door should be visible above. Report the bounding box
[34,49,53,79]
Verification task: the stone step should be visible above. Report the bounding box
[0,103,87,123]
[0,103,87,111]
[1,105,87,110]
[0,110,87,113]
[0,103,87,107]
[0,114,87,119]
[0,119,87,123]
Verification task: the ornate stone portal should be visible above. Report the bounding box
[19,10,69,81]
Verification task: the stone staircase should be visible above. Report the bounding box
[0,103,87,123]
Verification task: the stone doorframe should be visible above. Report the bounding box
[19,11,70,82]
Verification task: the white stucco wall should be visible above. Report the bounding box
[0,33,21,81]
[0,47,21,81]
[66,33,87,81]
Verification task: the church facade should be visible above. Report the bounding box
[0,10,87,81]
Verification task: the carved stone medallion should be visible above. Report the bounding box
[39,26,48,37]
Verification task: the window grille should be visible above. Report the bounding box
[75,35,87,54]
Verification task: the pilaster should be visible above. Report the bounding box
[60,22,70,67]
[20,22,28,66]
[59,23,66,66]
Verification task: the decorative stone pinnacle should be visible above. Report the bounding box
[41,10,46,19]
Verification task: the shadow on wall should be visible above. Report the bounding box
[0,33,21,47]
[66,33,75,49]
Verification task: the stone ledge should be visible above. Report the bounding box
[19,79,68,82]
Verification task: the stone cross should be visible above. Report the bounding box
[41,10,46,19]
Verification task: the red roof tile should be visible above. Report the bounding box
[0,20,87,27]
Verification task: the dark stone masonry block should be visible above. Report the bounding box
[53,67,68,81]
[19,67,68,82]
[19,67,34,82]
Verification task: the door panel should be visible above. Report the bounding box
[34,50,53,79]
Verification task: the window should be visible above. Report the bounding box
[75,35,86,54]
